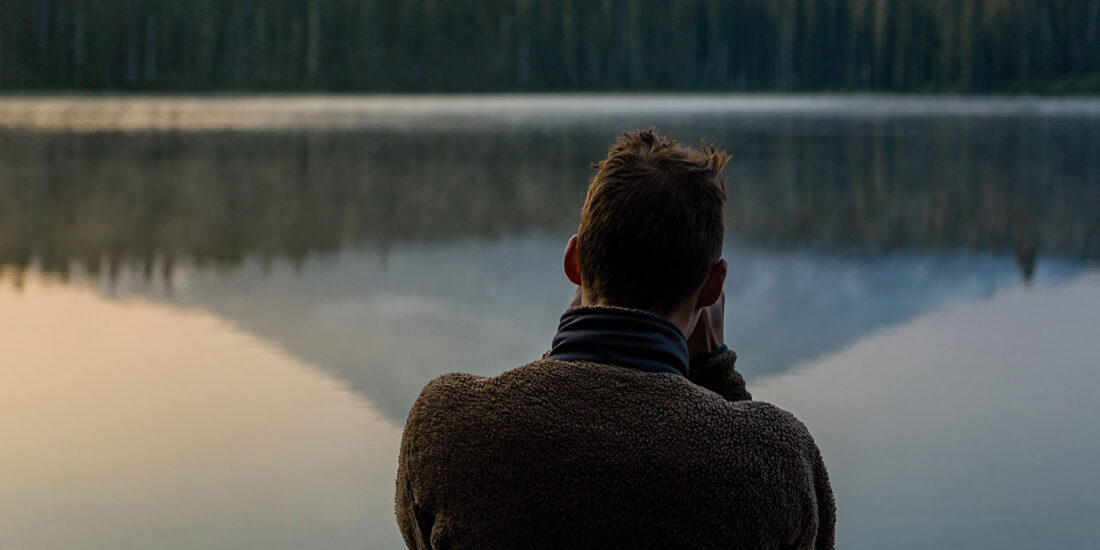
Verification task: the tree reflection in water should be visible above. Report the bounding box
[2,101,1098,550]
[2,104,1097,421]
[1,110,1097,285]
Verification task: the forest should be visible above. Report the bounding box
[2,0,1099,93]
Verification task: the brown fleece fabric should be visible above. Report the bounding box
[395,350,835,549]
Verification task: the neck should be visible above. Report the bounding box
[580,292,697,337]
[654,305,696,337]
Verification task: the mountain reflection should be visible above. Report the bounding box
[3,103,1099,421]
[5,100,1099,550]
[1,109,1098,282]
[79,241,1081,423]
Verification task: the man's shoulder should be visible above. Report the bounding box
[410,359,554,403]
[412,359,797,429]
[404,370,489,430]
[406,358,814,446]
[413,370,483,402]
[404,360,552,424]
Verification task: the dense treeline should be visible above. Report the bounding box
[2,0,1098,92]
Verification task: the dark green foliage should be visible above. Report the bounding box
[1,0,1098,92]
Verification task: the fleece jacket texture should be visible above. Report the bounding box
[395,312,836,550]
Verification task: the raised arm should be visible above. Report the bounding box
[686,291,752,401]
[688,346,752,401]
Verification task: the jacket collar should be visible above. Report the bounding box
[547,306,690,377]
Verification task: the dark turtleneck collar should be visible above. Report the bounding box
[547,306,690,377]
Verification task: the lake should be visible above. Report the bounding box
[1,95,1098,549]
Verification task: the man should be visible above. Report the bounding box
[395,129,835,549]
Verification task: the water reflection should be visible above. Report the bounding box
[3,98,1100,550]
[752,272,1100,549]
[61,239,1080,423]
[0,274,405,550]
[2,98,1099,284]
[5,258,1097,550]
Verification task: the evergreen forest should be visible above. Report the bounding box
[3,0,1099,92]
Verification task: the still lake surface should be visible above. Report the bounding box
[1,95,1099,549]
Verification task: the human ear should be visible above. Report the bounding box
[563,234,583,286]
[695,258,727,309]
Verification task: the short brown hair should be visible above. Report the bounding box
[577,128,728,313]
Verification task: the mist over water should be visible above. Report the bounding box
[2,96,1099,550]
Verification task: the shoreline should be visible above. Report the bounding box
[3,93,1100,134]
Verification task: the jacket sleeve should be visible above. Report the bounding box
[811,443,837,550]
[395,377,450,550]
[749,403,836,550]
[395,465,432,550]
[687,347,752,402]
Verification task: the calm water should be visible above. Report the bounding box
[1,95,1099,549]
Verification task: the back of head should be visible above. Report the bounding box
[577,128,729,314]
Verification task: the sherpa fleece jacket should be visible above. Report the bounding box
[395,349,836,549]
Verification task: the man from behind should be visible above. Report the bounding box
[395,129,835,549]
